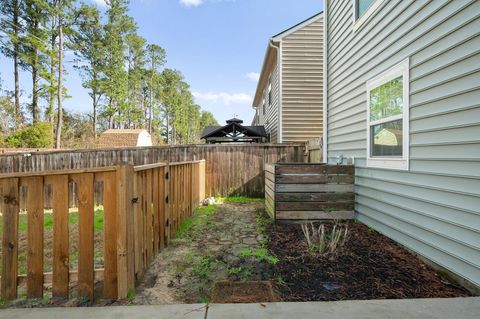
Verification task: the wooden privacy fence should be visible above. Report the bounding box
[0,144,305,197]
[0,160,205,301]
[265,163,355,221]
[305,138,323,163]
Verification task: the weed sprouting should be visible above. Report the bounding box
[127,289,136,298]
[175,204,218,239]
[228,266,243,275]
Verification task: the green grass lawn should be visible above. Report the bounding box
[0,207,105,276]
[0,207,105,234]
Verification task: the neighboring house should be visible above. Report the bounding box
[252,12,324,144]
[323,0,480,291]
[98,129,153,148]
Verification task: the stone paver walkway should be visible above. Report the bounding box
[132,199,269,304]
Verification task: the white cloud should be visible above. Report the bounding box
[192,92,253,105]
[180,0,204,7]
[90,0,107,6]
[245,72,260,82]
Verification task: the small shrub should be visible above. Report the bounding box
[301,222,349,255]
[5,122,53,148]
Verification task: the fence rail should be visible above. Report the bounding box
[0,144,305,197]
[0,160,205,301]
[266,163,355,221]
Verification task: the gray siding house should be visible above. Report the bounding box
[323,0,480,291]
[252,12,324,143]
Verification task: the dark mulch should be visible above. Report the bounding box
[268,221,472,301]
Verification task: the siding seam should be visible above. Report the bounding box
[357,192,480,235]
[355,182,480,216]
[356,174,480,198]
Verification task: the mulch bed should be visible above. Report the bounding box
[268,221,472,301]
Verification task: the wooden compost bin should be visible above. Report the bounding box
[265,163,355,221]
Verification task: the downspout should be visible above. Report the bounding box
[322,1,329,163]
[269,40,282,143]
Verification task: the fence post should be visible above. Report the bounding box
[1,178,19,300]
[198,160,206,203]
[164,164,170,245]
[116,163,135,299]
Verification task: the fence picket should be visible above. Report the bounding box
[100,171,118,299]
[48,175,69,299]
[73,173,95,300]
[23,176,44,299]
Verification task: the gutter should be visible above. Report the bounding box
[269,40,282,143]
[322,0,328,163]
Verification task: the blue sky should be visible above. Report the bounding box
[0,0,323,125]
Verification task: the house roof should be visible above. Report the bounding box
[252,12,323,107]
[272,12,323,40]
[98,129,148,148]
[201,119,267,143]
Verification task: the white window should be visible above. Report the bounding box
[262,98,266,116]
[353,0,384,31]
[366,58,409,170]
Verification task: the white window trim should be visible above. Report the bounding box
[352,0,385,32]
[366,58,410,170]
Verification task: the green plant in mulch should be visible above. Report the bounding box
[276,276,286,285]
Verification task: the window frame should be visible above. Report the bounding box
[366,58,409,170]
[352,0,384,31]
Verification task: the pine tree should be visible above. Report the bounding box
[22,0,49,123]
[73,4,106,139]
[103,0,135,128]
[0,0,23,127]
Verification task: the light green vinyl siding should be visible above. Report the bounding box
[325,0,480,289]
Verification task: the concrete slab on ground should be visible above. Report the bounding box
[0,304,207,319]
[207,297,480,319]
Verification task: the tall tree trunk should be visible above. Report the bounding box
[149,72,153,134]
[93,91,97,139]
[32,57,39,123]
[55,16,63,149]
[13,0,20,127]
[49,10,57,138]
[165,110,169,144]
